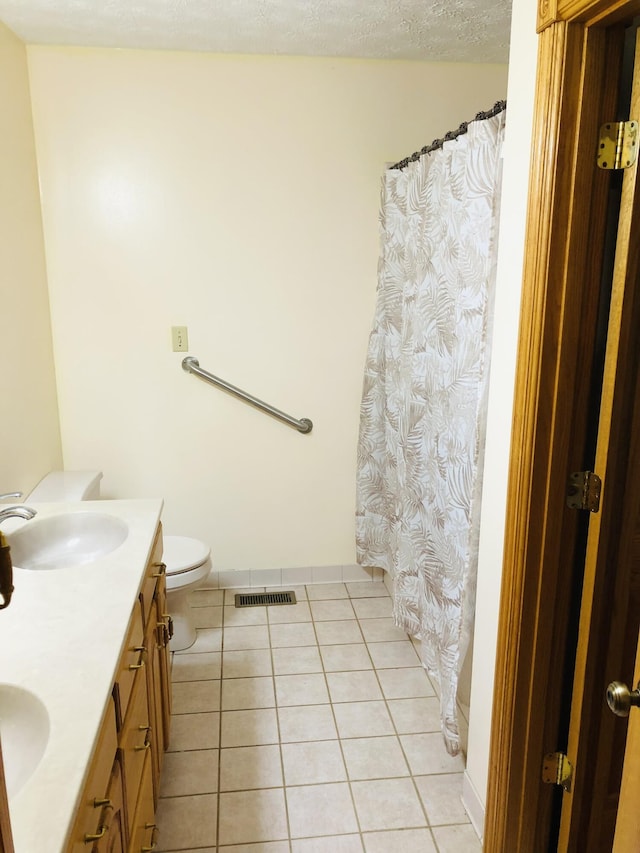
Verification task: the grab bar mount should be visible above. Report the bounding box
[182,356,313,434]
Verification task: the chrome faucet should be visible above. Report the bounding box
[0,505,37,522]
[0,491,37,523]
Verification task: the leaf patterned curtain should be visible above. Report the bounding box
[356,109,506,755]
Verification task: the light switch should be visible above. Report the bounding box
[171,326,189,352]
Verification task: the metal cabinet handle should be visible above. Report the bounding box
[141,823,159,851]
[135,724,152,751]
[129,646,147,671]
[161,614,174,640]
[84,825,107,842]
[92,797,113,809]
[152,562,167,578]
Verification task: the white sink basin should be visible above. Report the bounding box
[8,511,128,571]
[0,684,50,798]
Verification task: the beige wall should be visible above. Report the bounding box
[0,22,61,497]
[27,46,507,572]
[463,0,538,837]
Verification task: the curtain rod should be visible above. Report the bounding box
[389,99,507,171]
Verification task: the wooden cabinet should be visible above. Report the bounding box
[66,523,171,852]
[67,701,118,851]
[114,607,145,730]
[0,739,14,853]
[141,541,171,805]
[95,758,126,853]
[121,664,152,837]
[155,580,172,751]
[128,756,156,853]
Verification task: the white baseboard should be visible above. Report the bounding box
[462,770,485,842]
[201,564,385,589]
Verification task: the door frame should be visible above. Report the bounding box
[485,0,640,850]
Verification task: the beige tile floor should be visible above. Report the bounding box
[155,581,480,853]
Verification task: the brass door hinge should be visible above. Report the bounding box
[567,471,601,513]
[597,121,638,170]
[542,752,573,792]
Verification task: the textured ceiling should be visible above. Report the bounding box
[0,0,511,63]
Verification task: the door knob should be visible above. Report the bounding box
[606,681,640,716]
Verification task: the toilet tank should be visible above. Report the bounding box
[27,471,103,502]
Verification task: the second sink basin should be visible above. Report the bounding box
[8,511,129,571]
[0,684,50,798]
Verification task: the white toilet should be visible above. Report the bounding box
[27,470,104,502]
[27,471,212,651]
[161,535,212,650]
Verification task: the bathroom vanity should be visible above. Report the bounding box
[0,499,169,852]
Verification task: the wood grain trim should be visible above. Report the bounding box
[538,0,561,33]
[484,18,617,851]
[484,22,573,848]
[558,0,640,25]
[538,0,640,28]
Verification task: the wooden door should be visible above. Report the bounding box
[484,2,640,851]
[612,630,640,851]
[556,27,640,849]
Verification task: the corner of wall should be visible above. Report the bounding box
[0,21,63,492]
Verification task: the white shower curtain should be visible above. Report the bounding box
[356,108,505,755]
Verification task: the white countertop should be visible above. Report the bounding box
[0,499,163,853]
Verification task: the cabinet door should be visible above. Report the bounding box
[139,524,164,627]
[128,755,157,853]
[155,573,172,746]
[120,670,151,838]
[0,739,14,853]
[94,757,126,853]
[114,605,145,729]
[144,601,164,804]
[66,700,118,851]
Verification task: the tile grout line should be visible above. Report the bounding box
[356,605,439,845]
[215,613,224,851]
[266,595,294,853]
[348,587,447,848]
[307,583,367,848]
[165,582,474,851]
[356,589,449,853]
[362,597,462,853]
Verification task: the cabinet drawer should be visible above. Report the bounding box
[121,667,151,836]
[114,605,145,727]
[66,698,118,851]
[139,524,164,627]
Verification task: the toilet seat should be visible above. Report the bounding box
[163,535,210,575]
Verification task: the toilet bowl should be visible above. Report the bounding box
[27,472,212,650]
[162,535,212,651]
